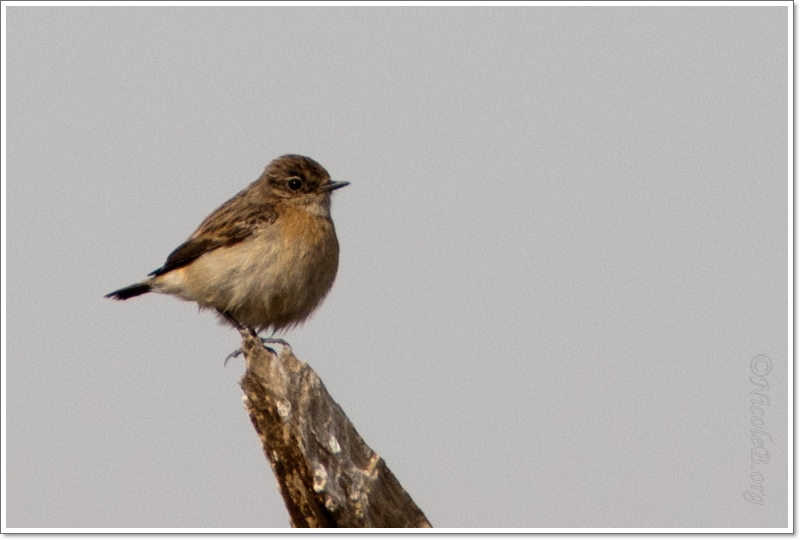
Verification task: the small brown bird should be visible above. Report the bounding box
[106,154,348,336]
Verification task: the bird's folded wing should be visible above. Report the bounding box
[149,195,278,277]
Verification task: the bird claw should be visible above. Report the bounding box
[260,337,290,349]
[224,337,288,366]
[258,337,287,357]
[224,348,243,366]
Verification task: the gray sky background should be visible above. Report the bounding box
[4,5,790,530]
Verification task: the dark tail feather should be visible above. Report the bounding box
[105,282,152,300]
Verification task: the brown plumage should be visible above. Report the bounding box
[106,154,349,334]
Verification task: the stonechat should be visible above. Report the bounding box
[106,154,348,336]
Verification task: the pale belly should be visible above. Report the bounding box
[153,216,339,332]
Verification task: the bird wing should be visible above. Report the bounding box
[149,192,278,277]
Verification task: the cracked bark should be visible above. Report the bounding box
[238,330,432,528]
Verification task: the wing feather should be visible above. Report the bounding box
[149,191,278,277]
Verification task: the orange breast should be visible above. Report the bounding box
[279,206,334,249]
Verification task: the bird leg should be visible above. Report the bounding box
[218,309,245,331]
[219,310,287,364]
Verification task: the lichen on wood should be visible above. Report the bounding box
[238,331,431,528]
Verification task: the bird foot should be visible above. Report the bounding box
[224,348,244,366]
[248,326,290,351]
[223,336,289,366]
[260,337,290,349]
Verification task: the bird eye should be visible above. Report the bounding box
[287,177,302,191]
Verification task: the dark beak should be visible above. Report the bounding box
[320,180,350,192]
